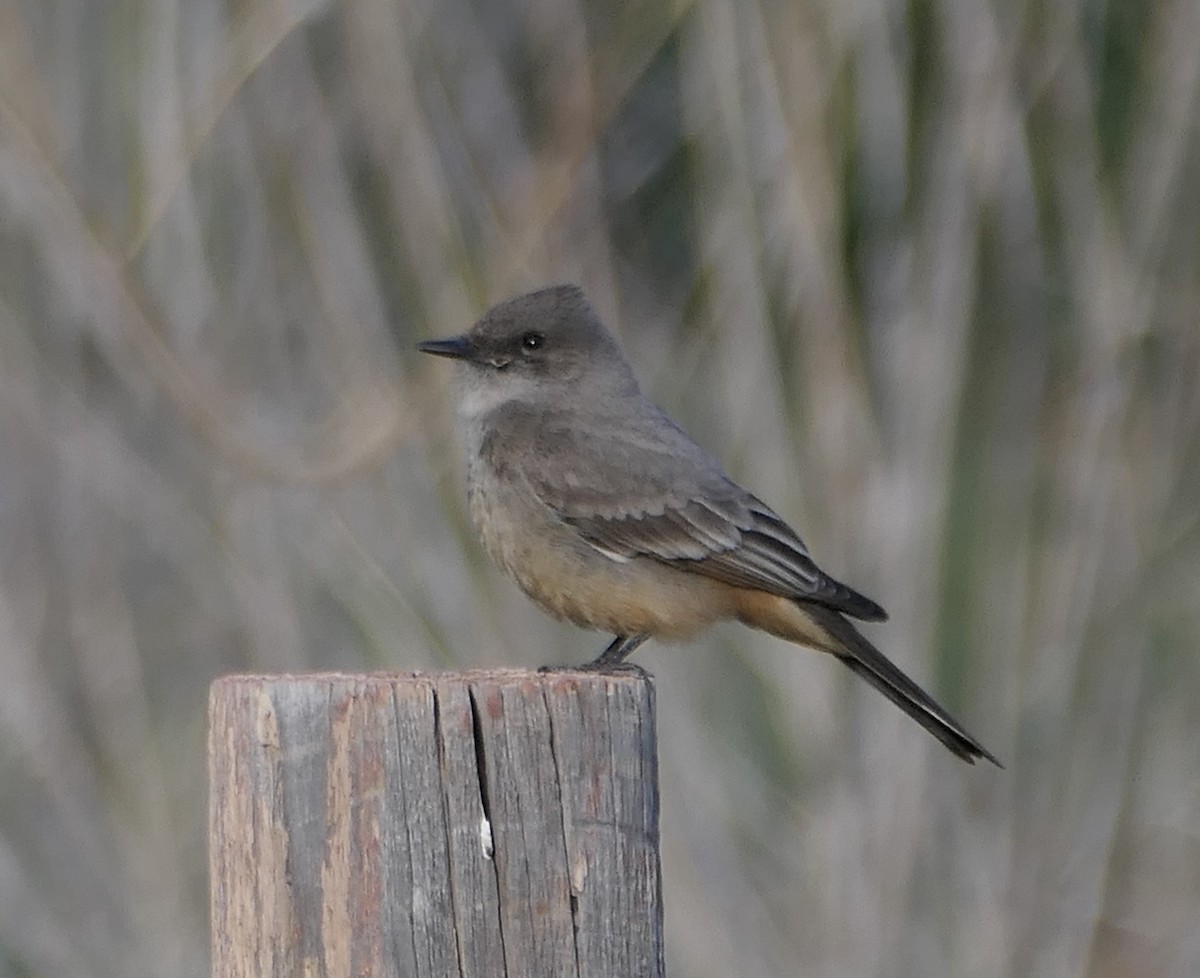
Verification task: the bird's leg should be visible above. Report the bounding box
[537,634,652,675]
[583,633,650,670]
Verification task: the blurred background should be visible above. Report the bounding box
[1,0,1199,975]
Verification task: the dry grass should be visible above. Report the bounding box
[1,0,1198,975]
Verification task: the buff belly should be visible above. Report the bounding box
[468,473,738,638]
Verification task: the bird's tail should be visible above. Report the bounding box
[805,605,1001,766]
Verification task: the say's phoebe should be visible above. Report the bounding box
[420,285,998,765]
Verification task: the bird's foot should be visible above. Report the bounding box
[575,659,652,679]
[538,633,651,677]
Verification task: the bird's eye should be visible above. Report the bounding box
[521,331,545,351]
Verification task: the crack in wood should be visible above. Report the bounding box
[541,681,584,977]
[466,684,509,975]
[429,686,468,978]
[466,687,493,831]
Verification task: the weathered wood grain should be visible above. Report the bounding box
[208,670,663,978]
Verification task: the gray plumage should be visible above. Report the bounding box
[420,284,999,766]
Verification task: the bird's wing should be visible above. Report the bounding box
[485,404,886,622]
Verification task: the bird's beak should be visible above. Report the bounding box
[417,335,473,360]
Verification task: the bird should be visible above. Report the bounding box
[419,284,999,765]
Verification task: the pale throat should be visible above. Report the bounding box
[455,371,534,422]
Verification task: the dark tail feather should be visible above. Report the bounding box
[809,606,1002,767]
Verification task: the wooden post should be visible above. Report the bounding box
[208,670,663,978]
